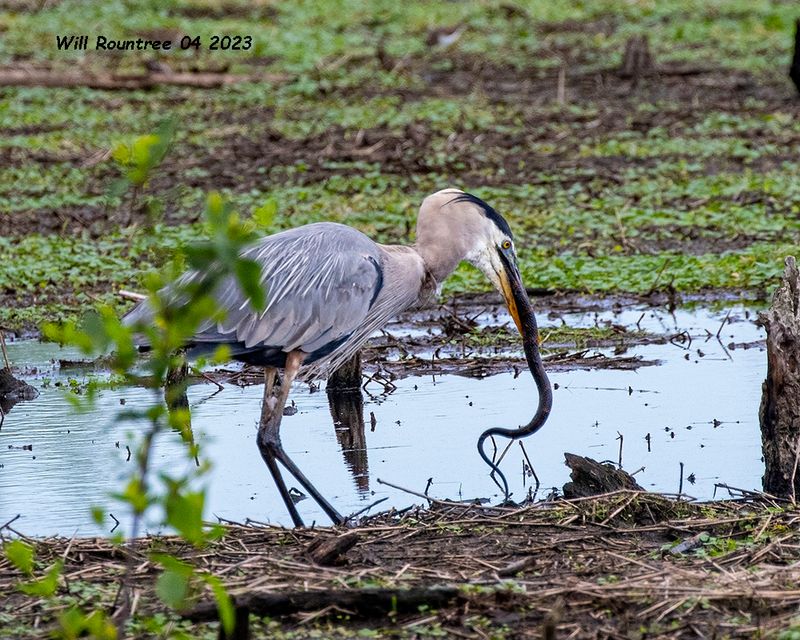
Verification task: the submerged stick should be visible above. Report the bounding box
[0,331,9,370]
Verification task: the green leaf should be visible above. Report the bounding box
[4,540,35,576]
[164,487,207,546]
[153,555,195,612]
[57,607,118,640]
[19,560,62,597]
[203,573,235,636]
[234,258,266,312]
[156,568,190,611]
[212,344,232,364]
[113,478,149,514]
[252,198,278,228]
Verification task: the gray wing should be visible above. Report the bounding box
[125,222,383,355]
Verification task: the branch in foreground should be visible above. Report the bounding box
[184,586,461,639]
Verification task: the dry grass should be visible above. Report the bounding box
[3,491,800,637]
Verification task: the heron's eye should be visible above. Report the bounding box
[501,240,512,250]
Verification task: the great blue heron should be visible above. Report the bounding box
[124,188,552,526]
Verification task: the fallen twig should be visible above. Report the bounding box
[118,290,147,302]
[0,68,284,90]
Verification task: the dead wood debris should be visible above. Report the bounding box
[0,67,283,90]
[563,452,644,498]
[3,492,800,638]
[759,256,800,498]
[305,531,359,566]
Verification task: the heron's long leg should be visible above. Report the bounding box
[257,366,304,527]
[257,353,344,526]
[269,441,345,525]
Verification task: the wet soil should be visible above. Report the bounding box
[2,55,799,243]
[30,290,719,377]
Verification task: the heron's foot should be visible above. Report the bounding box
[258,439,305,527]
[258,437,344,526]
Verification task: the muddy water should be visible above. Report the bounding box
[0,303,765,536]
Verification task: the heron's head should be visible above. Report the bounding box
[417,188,528,334]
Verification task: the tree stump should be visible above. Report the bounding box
[0,368,38,416]
[759,256,800,497]
[790,19,800,95]
[164,355,189,412]
[326,351,362,392]
[562,453,643,498]
[618,35,655,85]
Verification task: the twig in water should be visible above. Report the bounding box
[492,439,514,472]
[678,462,684,496]
[616,431,624,468]
[716,337,733,361]
[716,308,732,339]
[109,513,121,533]
[424,477,433,496]
[0,514,21,534]
[345,496,389,521]
[713,483,786,503]
[518,441,540,488]
[0,331,9,370]
[191,368,224,391]
[376,478,506,511]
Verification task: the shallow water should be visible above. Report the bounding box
[0,302,766,536]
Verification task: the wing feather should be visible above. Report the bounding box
[125,222,384,358]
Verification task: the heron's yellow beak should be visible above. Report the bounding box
[498,261,526,336]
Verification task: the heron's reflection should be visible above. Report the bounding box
[165,359,372,493]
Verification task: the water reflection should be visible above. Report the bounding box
[0,302,771,535]
[328,389,369,494]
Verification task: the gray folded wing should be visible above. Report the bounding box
[125,222,383,357]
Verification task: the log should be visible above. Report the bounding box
[791,19,800,94]
[305,532,359,566]
[562,453,643,498]
[186,586,462,628]
[759,256,800,497]
[0,368,39,417]
[0,68,282,90]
